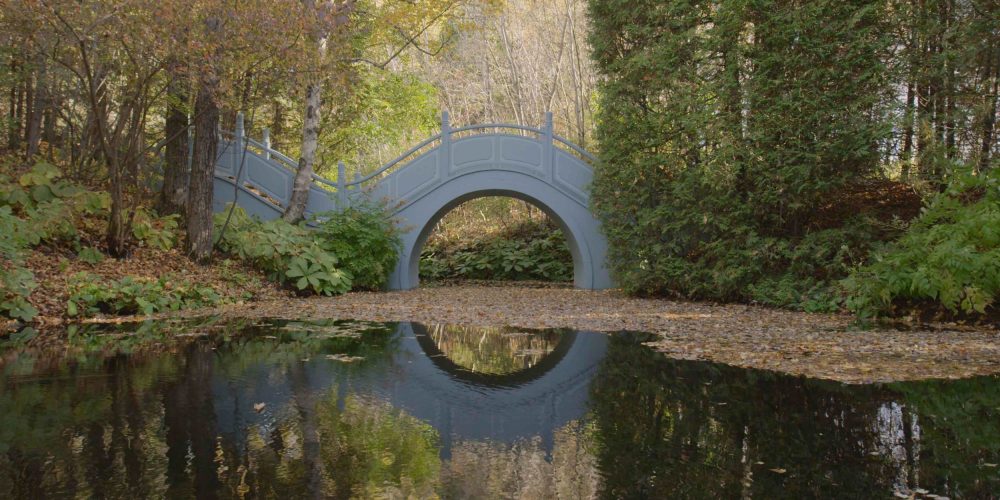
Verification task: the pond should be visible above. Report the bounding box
[1,319,998,498]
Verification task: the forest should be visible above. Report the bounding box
[0,0,998,331]
[589,0,999,319]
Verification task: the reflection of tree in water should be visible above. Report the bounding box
[429,324,563,375]
[441,421,601,499]
[588,333,1000,498]
[206,392,442,499]
[0,319,410,499]
[3,322,1000,498]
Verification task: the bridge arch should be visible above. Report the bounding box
[390,170,608,289]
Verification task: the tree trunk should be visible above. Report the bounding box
[901,80,916,181]
[9,55,23,151]
[186,55,220,263]
[160,72,190,216]
[283,81,321,222]
[284,0,356,222]
[980,53,999,172]
[22,58,33,152]
[271,99,284,150]
[6,52,15,151]
[43,100,56,160]
[25,56,47,158]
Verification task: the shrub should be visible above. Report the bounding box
[845,169,1000,318]
[66,272,224,317]
[214,206,351,295]
[311,201,401,290]
[420,220,573,282]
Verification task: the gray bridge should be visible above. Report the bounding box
[212,112,612,290]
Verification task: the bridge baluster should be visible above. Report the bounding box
[542,112,554,182]
[234,112,245,183]
[337,161,346,207]
[440,111,451,180]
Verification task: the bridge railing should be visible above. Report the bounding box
[209,111,596,214]
[338,112,596,187]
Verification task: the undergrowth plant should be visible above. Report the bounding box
[311,200,401,290]
[215,202,402,294]
[420,220,573,282]
[132,208,179,250]
[1,162,110,322]
[845,169,1000,319]
[214,205,351,295]
[66,272,224,317]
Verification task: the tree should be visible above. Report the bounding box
[282,0,474,221]
[284,0,355,223]
[587,0,892,304]
[158,62,190,216]
[185,13,222,262]
[16,0,173,257]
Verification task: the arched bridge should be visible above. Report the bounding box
[213,112,612,290]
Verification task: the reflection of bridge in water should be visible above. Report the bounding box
[210,322,609,458]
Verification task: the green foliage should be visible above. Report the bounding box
[0,162,110,322]
[0,261,37,322]
[216,203,402,294]
[77,246,105,265]
[311,202,401,290]
[132,208,179,250]
[587,0,892,308]
[845,170,1000,318]
[420,220,573,282]
[319,71,440,175]
[66,272,224,317]
[214,206,351,295]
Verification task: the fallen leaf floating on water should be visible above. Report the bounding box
[768,468,786,474]
[325,354,364,363]
[253,403,265,413]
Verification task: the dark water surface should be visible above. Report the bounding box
[1,319,998,499]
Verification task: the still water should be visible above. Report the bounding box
[1,318,998,499]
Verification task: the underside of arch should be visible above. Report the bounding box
[389,169,611,290]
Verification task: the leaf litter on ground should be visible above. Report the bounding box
[77,285,1000,384]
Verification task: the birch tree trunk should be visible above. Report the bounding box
[283,79,322,222]
[283,0,330,223]
[284,0,355,222]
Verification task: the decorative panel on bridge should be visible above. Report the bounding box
[212,112,612,290]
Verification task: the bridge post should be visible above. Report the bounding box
[261,128,271,160]
[542,112,554,182]
[439,111,451,179]
[337,161,346,207]
[234,112,246,183]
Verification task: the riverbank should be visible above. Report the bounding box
[120,284,1000,384]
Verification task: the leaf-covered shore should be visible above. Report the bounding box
[153,285,1000,384]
